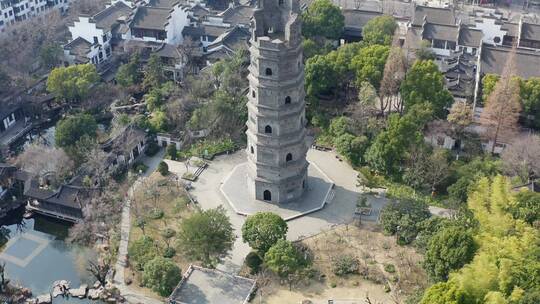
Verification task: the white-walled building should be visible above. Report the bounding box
[63,37,103,65]
[65,2,132,65]
[122,3,190,45]
[0,0,69,31]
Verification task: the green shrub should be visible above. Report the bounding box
[157,161,169,176]
[131,161,148,174]
[182,172,195,180]
[172,197,189,213]
[380,199,431,245]
[245,251,263,274]
[242,212,288,255]
[357,167,385,188]
[192,159,205,168]
[142,257,181,296]
[332,254,360,276]
[128,236,158,271]
[149,208,164,220]
[163,247,176,258]
[145,141,160,156]
[356,195,370,208]
[166,144,177,160]
[384,263,396,273]
[186,138,236,158]
[112,166,128,182]
[386,183,438,206]
[264,239,308,278]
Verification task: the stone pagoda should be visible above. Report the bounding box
[245,0,308,203]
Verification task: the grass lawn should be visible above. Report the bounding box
[262,223,428,304]
[125,172,196,297]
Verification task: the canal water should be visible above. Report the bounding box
[1,117,112,302]
[0,209,104,303]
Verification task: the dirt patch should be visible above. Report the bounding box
[263,223,428,304]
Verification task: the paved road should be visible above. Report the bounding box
[113,149,165,304]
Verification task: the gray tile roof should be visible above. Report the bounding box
[64,37,92,63]
[520,22,540,41]
[458,26,483,47]
[210,26,250,51]
[0,163,16,180]
[109,125,147,154]
[502,22,518,37]
[155,43,181,58]
[0,104,19,120]
[64,36,92,50]
[191,4,210,18]
[342,9,383,31]
[131,7,170,31]
[182,25,205,38]
[46,185,84,209]
[422,23,459,42]
[412,5,456,26]
[148,0,180,8]
[203,24,228,38]
[222,5,254,26]
[92,2,132,32]
[480,44,540,79]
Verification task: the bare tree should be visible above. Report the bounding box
[17,144,74,186]
[501,134,540,182]
[0,9,63,80]
[379,32,407,116]
[255,268,271,304]
[178,36,202,75]
[405,147,449,195]
[166,97,193,131]
[144,180,161,208]
[84,146,109,187]
[424,149,450,196]
[161,228,176,249]
[87,259,110,287]
[480,45,522,154]
[68,192,122,245]
[82,83,121,112]
[365,295,383,304]
[68,0,108,17]
[447,101,473,139]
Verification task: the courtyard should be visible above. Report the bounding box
[165,148,390,273]
[220,161,334,221]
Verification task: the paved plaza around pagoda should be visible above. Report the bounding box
[220,161,334,220]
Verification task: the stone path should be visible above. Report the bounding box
[113,149,165,304]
